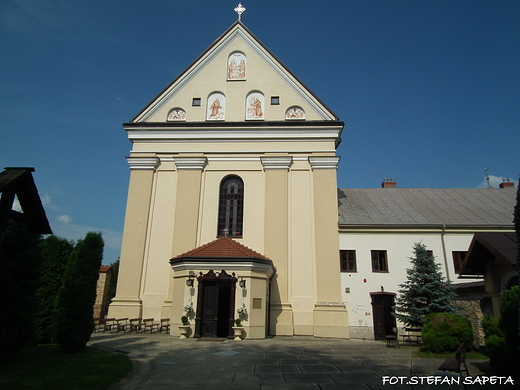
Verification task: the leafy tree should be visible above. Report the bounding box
[55,232,104,353]
[34,235,74,344]
[0,221,42,362]
[394,242,456,328]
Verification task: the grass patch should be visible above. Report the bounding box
[0,345,132,390]
[413,347,488,360]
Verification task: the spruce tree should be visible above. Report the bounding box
[55,232,104,353]
[34,235,74,344]
[394,242,456,328]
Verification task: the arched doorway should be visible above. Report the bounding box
[194,270,237,339]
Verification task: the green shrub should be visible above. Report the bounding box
[480,314,503,339]
[422,313,474,353]
[483,334,506,370]
[499,287,519,364]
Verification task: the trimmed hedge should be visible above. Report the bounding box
[422,312,474,353]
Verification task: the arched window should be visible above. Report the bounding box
[217,176,244,237]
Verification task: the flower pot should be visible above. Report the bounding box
[178,325,190,339]
[232,326,243,340]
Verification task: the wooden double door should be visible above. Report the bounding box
[370,292,396,340]
[194,270,237,339]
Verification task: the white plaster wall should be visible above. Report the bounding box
[339,230,481,339]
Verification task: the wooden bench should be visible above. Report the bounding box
[104,318,118,333]
[438,343,469,377]
[401,327,422,345]
[116,318,129,333]
[128,318,142,332]
[160,318,170,333]
[143,318,160,333]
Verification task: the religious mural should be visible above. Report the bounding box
[167,108,186,121]
[285,106,305,120]
[246,92,264,120]
[207,92,226,120]
[227,52,246,80]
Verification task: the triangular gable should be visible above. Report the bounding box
[131,21,339,123]
[460,232,517,275]
[170,236,270,261]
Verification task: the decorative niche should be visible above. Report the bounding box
[227,51,246,80]
[167,108,186,121]
[285,106,305,120]
[245,91,264,120]
[207,92,226,121]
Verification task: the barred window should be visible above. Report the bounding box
[217,176,244,237]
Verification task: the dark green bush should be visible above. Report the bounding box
[422,313,474,353]
[499,286,519,368]
[480,314,503,339]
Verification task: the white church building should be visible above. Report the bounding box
[108,18,516,340]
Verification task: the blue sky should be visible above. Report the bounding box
[1,1,519,264]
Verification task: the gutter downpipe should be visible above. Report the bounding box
[440,223,451,283]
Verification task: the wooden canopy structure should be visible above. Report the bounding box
[0,167,52,246]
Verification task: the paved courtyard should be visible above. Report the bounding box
[88,333,501,390]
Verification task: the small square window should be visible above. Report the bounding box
[371,250,388,272]
[340,250,357,272]
[271,96,280,105]
[192,98,201,106]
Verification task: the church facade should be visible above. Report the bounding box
[108,21,516,340]
[108,21,349,339]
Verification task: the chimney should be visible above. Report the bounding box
[382,177,397,188]
[499,178,514,188]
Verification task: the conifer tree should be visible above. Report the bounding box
[34,235,74,344]
[394,242,456,328]
[55,232,103,353]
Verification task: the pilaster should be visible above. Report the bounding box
[309,156,349,338]
[108,157,159,319]
[262,156,294,335]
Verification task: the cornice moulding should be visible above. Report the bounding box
[173,156,208,170]
[308,156,340,169]
[260,156,293,170]
[126,157,160,170]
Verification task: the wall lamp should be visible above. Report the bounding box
[186,276,194,287]
[239,278,246,288]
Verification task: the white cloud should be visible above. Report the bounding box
[476,175,515,189]
[56,214,73,224]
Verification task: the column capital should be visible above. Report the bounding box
[126,157,160,170]
[308,156,340,170]
[260,156,293,170]
[173,157,208,170]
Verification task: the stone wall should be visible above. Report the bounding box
[93,265,112,319]
[452,282,491,347]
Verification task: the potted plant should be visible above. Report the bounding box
[232,318,243,340]
[178,315,190,339]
